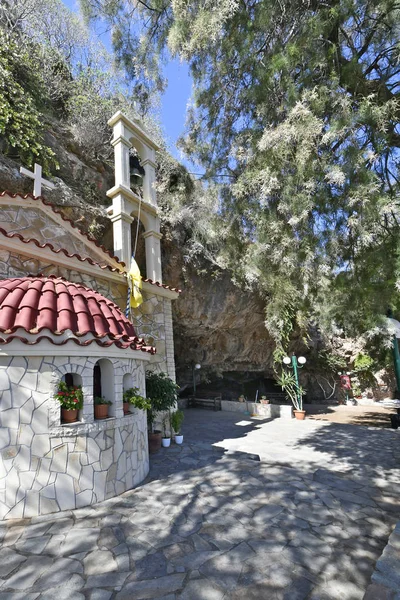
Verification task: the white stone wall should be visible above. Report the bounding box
[0,354,149,520]
[133,293,176,380]
[220,401,294,419]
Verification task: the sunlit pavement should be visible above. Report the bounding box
[1,409,399,600]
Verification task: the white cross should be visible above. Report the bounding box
[20,163,55,197]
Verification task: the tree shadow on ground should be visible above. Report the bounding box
[147,409,272,483]
[295,419,400,481]
[2,411,399,599]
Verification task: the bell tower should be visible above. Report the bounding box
[106,111,179,382]
[106,111,162,282]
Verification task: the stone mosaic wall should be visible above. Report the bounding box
[0,203,106,266]
[0,354,149,520]
[133,293,176,380]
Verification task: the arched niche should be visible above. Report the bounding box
[61,372,83,422]
[94,359,115,417]
[123,372,134,391]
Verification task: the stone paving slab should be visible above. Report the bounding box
[0,409,399,599]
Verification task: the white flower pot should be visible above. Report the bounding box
[161,438,171,448]
[175,434,183,445]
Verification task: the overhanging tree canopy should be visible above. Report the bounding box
[81,0,400,348]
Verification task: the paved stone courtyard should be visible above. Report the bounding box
[0,409,399,599]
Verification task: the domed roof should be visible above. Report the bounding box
[0,276,155,353]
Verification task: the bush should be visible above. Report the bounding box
[0,31,57,172]
[145,372,179,412]
[123,387,151,411]
[170,410,184,434]
[146,371,179,431]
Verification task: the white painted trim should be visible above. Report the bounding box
[106,185,158,217]
[0,341,151,360]
[143,230,162,240]
[0,237,125,283]
[108,111,161,151]
[142,281,179,300]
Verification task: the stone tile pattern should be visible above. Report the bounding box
[0,410,399,599]
[0,355,149,520]
[364,522,400,599]
[0,203,108,266]
[132,295,176,380]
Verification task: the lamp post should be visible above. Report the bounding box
[283,355,306,410]
[192,363,201,397]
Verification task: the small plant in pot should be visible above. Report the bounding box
[162,414,171,447]
[55,381,83,423]
[170,409,184,444]
[146,371,180,453]
[276,369,306,420]
[94,396,112,420]
[123,387,151,415]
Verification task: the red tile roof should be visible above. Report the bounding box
[0,276,156,353]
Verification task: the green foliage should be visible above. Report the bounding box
[275,368,305,411]
[83,0,400,359]
[170,409,184,434]
[0,31,57,172]
[146,371,179,412]
[54,380,83,410]
[354,353,374,373]
[123,387,151,410]
[353,352,376,389]
[94,396,112,405]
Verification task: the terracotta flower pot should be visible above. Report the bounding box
[123,402,130,415]
[148,431,162,454]
[293,410,306,420]
[61,408,78,423]
[94,404,109,420]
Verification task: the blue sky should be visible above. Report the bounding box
[62,0,192,162]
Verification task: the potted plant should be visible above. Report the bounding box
[123,387,151,415]
[146,372,180,453]
[170,409,184,444]
[162,414,171,447]
[277,369,306,420]
[94,396,112,419]
[55,381,83,423]
[238,394,245,403]
[260,395,269,405]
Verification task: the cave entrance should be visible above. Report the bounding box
[184,371,283,401]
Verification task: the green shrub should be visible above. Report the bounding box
[0,32,57,172]
[170,410,184,434]
[123,387,151,411]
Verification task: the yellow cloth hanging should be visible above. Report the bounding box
[127,257,143,308]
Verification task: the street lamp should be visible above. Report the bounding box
[283,355,306,409]
[192,363,201,397]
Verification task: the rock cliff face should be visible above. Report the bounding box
[162,248,277,382]
[0,120,388,402]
